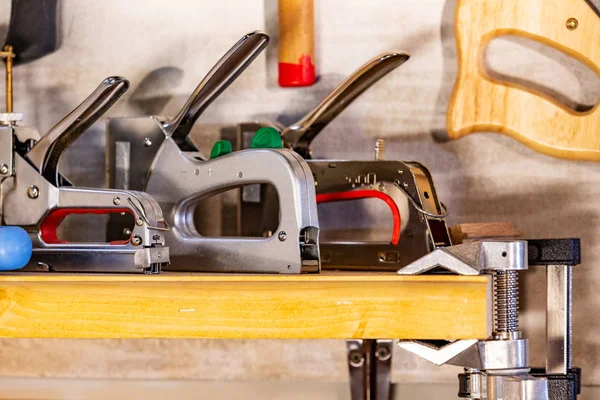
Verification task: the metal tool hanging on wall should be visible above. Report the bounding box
[1,0,60,112]
[0,76,170,273]
[106,31,320,274]
[237,52,452,270]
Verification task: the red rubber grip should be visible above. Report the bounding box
[316,190,401,245]
[40,208,133,245]
[278,55,316,87]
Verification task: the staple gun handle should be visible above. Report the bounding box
[26,76,129,185]
[448,0,600,161]
[281,51,410,158]
[164,31,270,144]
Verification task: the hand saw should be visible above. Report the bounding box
[448,0,600,161]
[105,31,320,274]
[0,77,170,273]
[236,52,453,270]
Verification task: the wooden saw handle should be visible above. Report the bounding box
[447,0,600,161]
[278,0,316,87]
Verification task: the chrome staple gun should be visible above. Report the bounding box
[105,31,320,274]
[237,52,452,270]
[0,77,170,273]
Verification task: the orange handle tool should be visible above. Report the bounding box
[278,0,316,87]
[448,0,600,161]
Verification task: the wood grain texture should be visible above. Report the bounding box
[0,273,491,339]
[278,0,314,64]
[455,222,523,240]
[448,0,600,161]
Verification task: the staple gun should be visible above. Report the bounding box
[236,52,452,270]
[0,77,170,273]
[105,31,320,274]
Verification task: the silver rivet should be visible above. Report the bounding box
[238,172,243,179]
[131,235,142,246]
[144,137,152,147]
[123,228,132,236]
[378,182,386,191]
[27,185,39,199]
[157,252,162,258]
[374,139,385,161]
[0,164,8,175]
[113,197,121,205]
[194,169,200,176]
[278,231,287,242]
[136,217,143,226]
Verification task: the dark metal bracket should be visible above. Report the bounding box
[347,339,394,400]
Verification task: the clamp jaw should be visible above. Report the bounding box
[105,31,320,273]
[0,77,170,273]
[396,239,581,400]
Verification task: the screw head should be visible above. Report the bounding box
[113,196,121,205]
[375,346,391,361]
[144,137,152,147]
[349,351,365,367]
[131,235,142,246]
[27,185,39,199]
[278,231,287,242]
[566,18,578,30]
[0,164,8,175]
[136,217,144,226]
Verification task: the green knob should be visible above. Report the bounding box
[251,127,283,149]
[210,140,233,159]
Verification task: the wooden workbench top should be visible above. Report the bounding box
[0,272,491,340]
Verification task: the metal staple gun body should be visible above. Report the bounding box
[237,52,452,270]
[106,31,320,274]
[0,77,170,273]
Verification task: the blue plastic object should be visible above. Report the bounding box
[0,226,32,270]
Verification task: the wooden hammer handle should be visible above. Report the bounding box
[278,0,316,87]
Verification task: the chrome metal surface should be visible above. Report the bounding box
[468,372,549,400]
[27,77,129,186]
[446,339,529,371]
[1,124,170,273]
[398,340,478,366]
[494,271,519,334]
[281,52,410,158]
[0,112,22,124]
[106,31,270,193]
[546,264,573,374]
[309,160,450,270]
[164,31,269,146]
[144,139,320,273]
[0,126,13,177]
[398,240,527,275]
[374,139,385,161]
[393,179,449,218]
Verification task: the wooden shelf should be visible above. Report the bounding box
[0,272,491,340]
